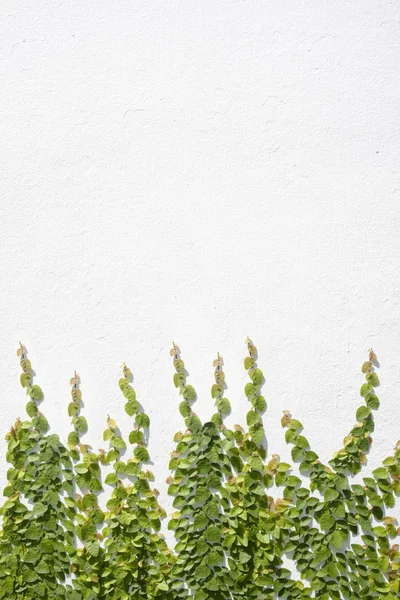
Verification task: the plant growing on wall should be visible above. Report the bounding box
[0,345,74,599]
[0,342,399,599]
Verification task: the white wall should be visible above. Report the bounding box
[1,0,400,527]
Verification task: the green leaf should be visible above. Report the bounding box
[32,502,47,517]
[86,539,100,556]
[193,513,209,530]
[20,372,32,388]
[365,393,380,409]
[186,415,202,432]
[122,386,136,401]
[119,377,129,390]
[32,414,49,433]
[182,385,196,401]
[68,431,79,447]
[134,446,149,462]
[73,416,88,433]
[216,397,230,414]
[179,401,190,417]
[204,526,220,543]
[211,412,223,427]
[372,467,388,480]
[320,513,335,530]
[244,383,257,398]
[129,430,144,444]
[330,530,345,549]
[135,413,150,428]
[249,423,264,444]
[82,493,96,509]
[211,384,223,398]
[20,358,31,372]
[28,385,43,401]
[239,551,251,564]
[249,368,263,385]
[125,399,139,416]
[71,388,82,401]
[103,428,113,441]
[68,401,79,417]
[174,372,185,388]
[360,383,372,397]
[244,357,255,369]
[356,406,371,421]
[286,475,301,488]
[173,358,185,372]
[291,446,303,461]
[296,435,309,449]
[112,436,126,449]
[373,526,387,537]
[195,487,210,505]
[26,401,37,417]
[324,488,339,502]
[105,473,119,485]
[246,409,260,426]
[251,395,267,411]
[36,561,50,574]
[75,463,88,474]
[366,372,379,387]
[195,565,211,579]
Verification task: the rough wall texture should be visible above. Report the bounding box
[1,0,400,528]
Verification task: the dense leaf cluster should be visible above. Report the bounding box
[0,342,399,599]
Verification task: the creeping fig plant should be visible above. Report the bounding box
[0,343,398,599]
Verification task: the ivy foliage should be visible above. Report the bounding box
[0,343,399,599]
[0,344,73,599]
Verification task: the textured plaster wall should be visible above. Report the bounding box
[1,1,400,527]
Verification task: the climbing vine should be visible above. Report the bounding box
[0,342,399,599]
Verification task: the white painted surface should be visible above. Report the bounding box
[1,0,400,529]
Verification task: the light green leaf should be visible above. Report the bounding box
[356,406,371,421]
[20,372,32,388]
